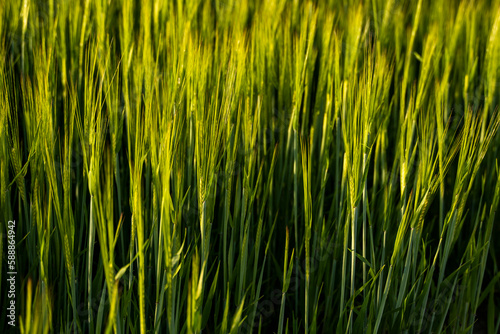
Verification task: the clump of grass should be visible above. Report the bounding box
[1,0,500,333]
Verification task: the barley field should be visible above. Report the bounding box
[1,0,500,333]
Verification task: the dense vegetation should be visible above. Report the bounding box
[1,0,500,333]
